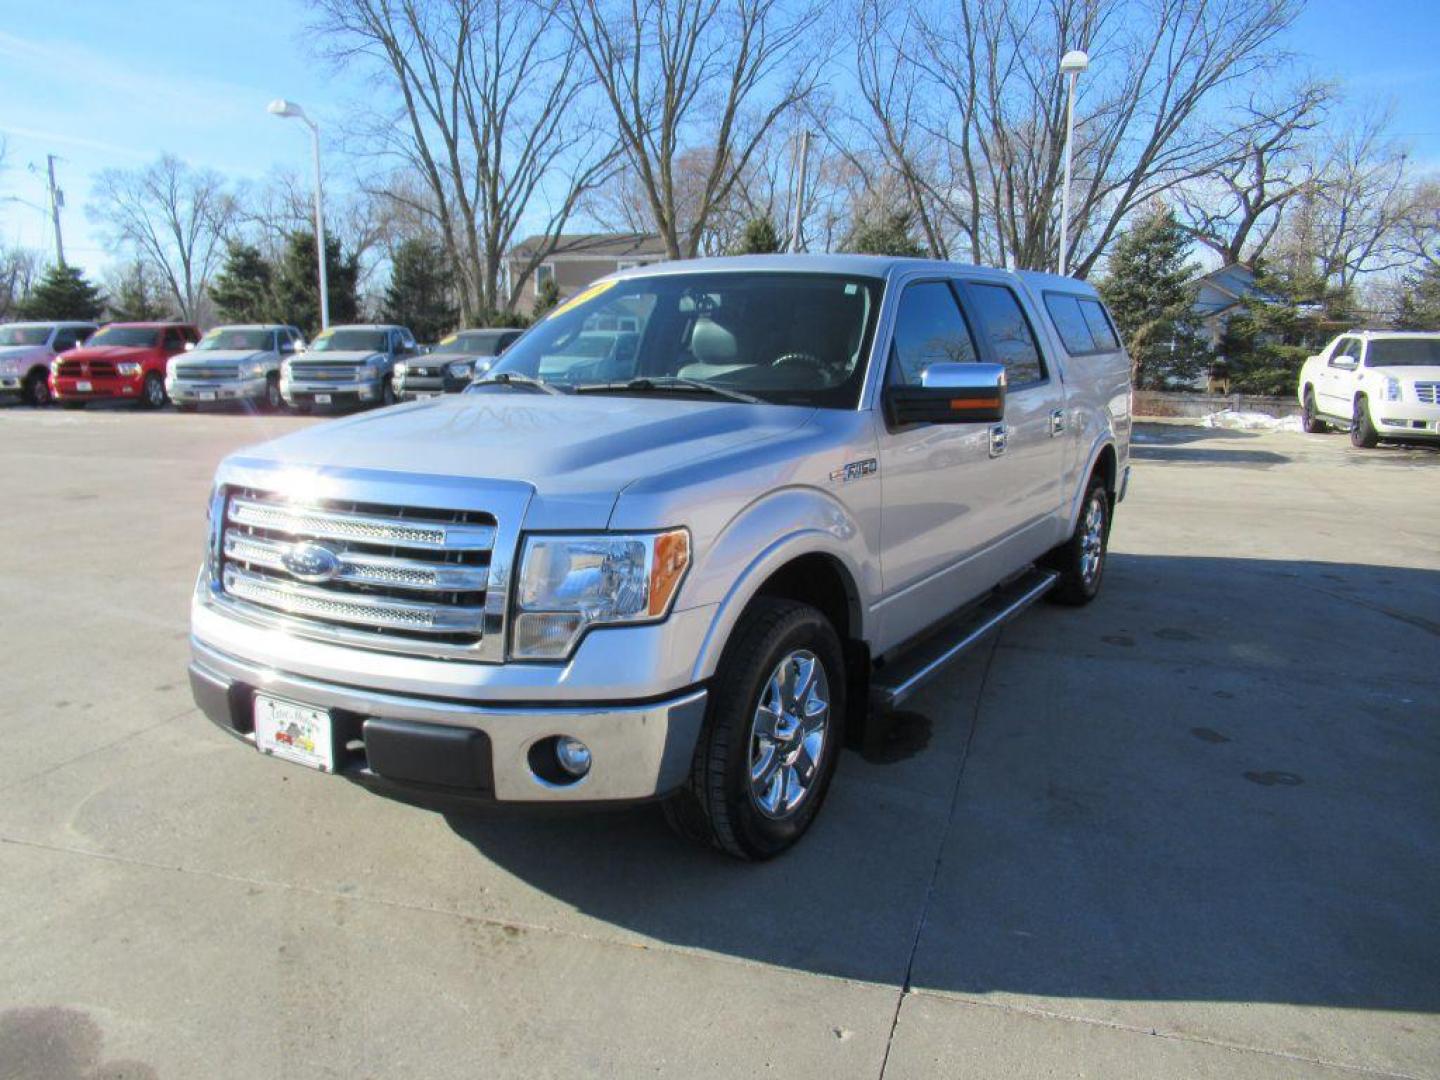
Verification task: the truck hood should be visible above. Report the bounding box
[174,349,266,365]
[64,344,152,361]
[225,392,815,528]
[1373,365,1440,382]
[290,350,382,365]
[0,345,48,365]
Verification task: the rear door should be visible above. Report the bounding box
[955,279,1069,556]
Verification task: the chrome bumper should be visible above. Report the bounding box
[282,377,380,397]
[189,637,708,802]
[167,376,269,403]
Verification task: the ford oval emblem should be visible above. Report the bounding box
[282,541,342,584]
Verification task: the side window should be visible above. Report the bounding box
[1078,300,1121,352]
[966,283,1046,384]
[888,281,978,387]
[1043,294,1096,355]
[53,329,81,352]
[535,264,556,290]
[1330,338,1360,367]
[162,328,185,353]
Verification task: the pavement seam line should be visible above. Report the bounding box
[876,633,1001,1080]
[0,705,200,796]
[902,989,1426,1080]
[0,833,897,996]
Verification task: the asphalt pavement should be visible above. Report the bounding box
[1,404,1436,1079]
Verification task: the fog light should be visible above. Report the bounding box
[555,737,592,777]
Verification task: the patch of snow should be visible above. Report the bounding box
[1200,410,1304,433]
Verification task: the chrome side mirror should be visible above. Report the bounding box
[884,362,1007,426]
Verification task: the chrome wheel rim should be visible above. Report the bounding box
[267,381,281,408]
[748,649,830,819]
[1080,492,1106,586]
[33,378,49,406]
[147,377,164,406]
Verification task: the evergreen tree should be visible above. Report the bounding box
[381,239,457,341]
[106,261,171,322]
[732,216,782,255]
[210,242,275,324]
[531,276,561,320]
[1217,264,1336,395]
[1099,206,1207,389]
[844,209,925,257]
[271,231,359,337]
[1394,263,1440,331]
[16,263,106,321]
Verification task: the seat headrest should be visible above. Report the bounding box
[691,317,738,363]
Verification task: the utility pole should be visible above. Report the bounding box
[789,130,811,254]
[46,154,66,267]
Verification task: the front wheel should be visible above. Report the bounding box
[380,377,396,407]
[1301,388,1327,433]
[140,372,167,409]
[1351,395,1379,448]
[662,598,846,860]
[1045,477,1111,606]
[264,375,284,412]
[23,370,52,407]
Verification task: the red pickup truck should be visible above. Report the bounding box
[51,322,201,409]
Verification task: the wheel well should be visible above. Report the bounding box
[1093,443,1117,500]
[754,553,858,642]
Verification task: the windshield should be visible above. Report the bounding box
[311,329,387,353]
[479,271,883,407]
[1367,339,1440,367]
[0,325,51,346]
[87,326,158,348]
[198,328,272,352]
[432,331,508,356]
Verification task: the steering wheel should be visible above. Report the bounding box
[771,351,824,370]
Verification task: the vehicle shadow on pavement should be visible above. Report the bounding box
[441,553,1440,1013]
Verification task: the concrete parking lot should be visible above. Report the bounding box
[1,405,1437,1079]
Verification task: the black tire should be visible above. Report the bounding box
[1045,476,1111,606]
[22,368,52,407]
[380,376,397,408]
[140,372,167,409]
[1351,395,1379,448]
[263,374,284,412]
[662,598,847,860]
[1301,388,1327,434]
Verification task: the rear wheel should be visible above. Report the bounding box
[1045,476,1111,606]
[1301,388,1327,433]
[140,372,167,409]
[1351,395,1379,448]
[22,369,51,407]
[662,598,846,860]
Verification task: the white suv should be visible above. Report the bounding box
[1299,331,1440,447]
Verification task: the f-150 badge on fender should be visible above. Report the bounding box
[830,458,878,483]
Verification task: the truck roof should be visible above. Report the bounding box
[604,253,1101,297]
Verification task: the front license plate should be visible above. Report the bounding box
[76,380,92,392]
[314,393,332,404]
[417,392,436,400]
[197,390,217,401]
[254,694,335,772]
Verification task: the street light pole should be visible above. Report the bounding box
[268,99,330,331]
[46,155,66,267]
[1057,49,1089,278]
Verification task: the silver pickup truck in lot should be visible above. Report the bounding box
[168,324,305,411]
[189,255,1131,859]
[281,324,418,411]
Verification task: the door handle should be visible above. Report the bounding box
[1049,408,1066,436]
[989,423,1008,458]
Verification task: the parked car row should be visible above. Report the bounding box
[0,319,526,412]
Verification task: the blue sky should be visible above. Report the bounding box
[2,0,1437,277]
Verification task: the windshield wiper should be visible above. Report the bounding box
[471,372,562,396]
[574,377,759,404]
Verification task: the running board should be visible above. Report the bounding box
[869,567,1059,713]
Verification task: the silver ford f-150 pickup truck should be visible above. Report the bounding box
[189,255,1132,859]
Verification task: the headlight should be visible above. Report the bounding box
[240,361,266,379]
[394,361,408,376]
[511,529,691,659]
[117,361,142,376]
[0,359,17,376]
[447,360,473,378]
[1383,376,1402,402]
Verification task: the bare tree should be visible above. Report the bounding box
[562,0,829,259]
[846,0,1300,276]
[0,245,43,321]
[1174,81,1332,265]
[89,154,237,320]
[1392,177,1440,274]
[312,0,618,318]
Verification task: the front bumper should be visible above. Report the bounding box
[189,637,708,804]
[52,374,143,401]
[1373,402,1440,438]
[0,375,23,398]
[282,378,381,408]
[168,375,269,404]
[395,373,466,398]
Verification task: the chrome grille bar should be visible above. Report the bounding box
[222,566,485,634]
[224,533,489,592]
[228,497,495,551]
[1416,382,1438,405]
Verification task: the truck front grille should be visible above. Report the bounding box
[287,362,364,381]
[57,360,117,378]
[1416,382,1438,405]
[177,364,240,380]
[217,487,497,657]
